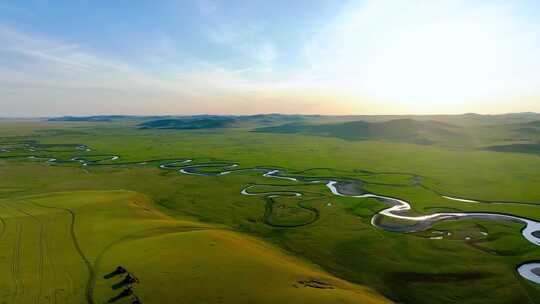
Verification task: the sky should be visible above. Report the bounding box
[1,0,540,117]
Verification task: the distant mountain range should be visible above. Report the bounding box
[43,113,540,153]
[47,115,168,122]
[254,119,464,145]
[46,112,540,125]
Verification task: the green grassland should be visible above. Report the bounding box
[0,190,390,304]
[1,119,540,303]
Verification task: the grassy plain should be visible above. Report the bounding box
[1,120,540,303]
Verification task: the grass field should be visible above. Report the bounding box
[1,120,540,303]
[0,190,390,304]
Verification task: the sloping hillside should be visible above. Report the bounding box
[478,120,540,154]
[0,190,392,304]
[255,119,464,145]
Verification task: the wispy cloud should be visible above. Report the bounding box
[0,25,180,90]
[2,0,540,116]
[0,26,134,80]
[0,25,307,116]
[204,24,277,72]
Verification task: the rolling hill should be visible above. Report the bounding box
[139,117,236,129]
[255,119,465,145]
[0,190,392,304]
[48,115,165,122]
[478,120,540,154]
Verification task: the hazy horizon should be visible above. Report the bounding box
[3,111,540,120]
[2,0,540,116]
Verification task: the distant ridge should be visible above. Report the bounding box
[48,115,168,122]
[44,112,540,126]
[255,118,464,145]
[139,117,236,129]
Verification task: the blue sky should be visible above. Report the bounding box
[1,0,540,116]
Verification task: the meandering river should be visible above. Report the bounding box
[164,160,540,284]
[2,141,540,284]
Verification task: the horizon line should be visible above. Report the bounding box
[1,111,540,119]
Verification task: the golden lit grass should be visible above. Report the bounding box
[96,229,391,304]
[0,190,391,304]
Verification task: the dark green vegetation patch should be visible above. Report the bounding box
[139,117,236,129]
[483,143,540,154]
